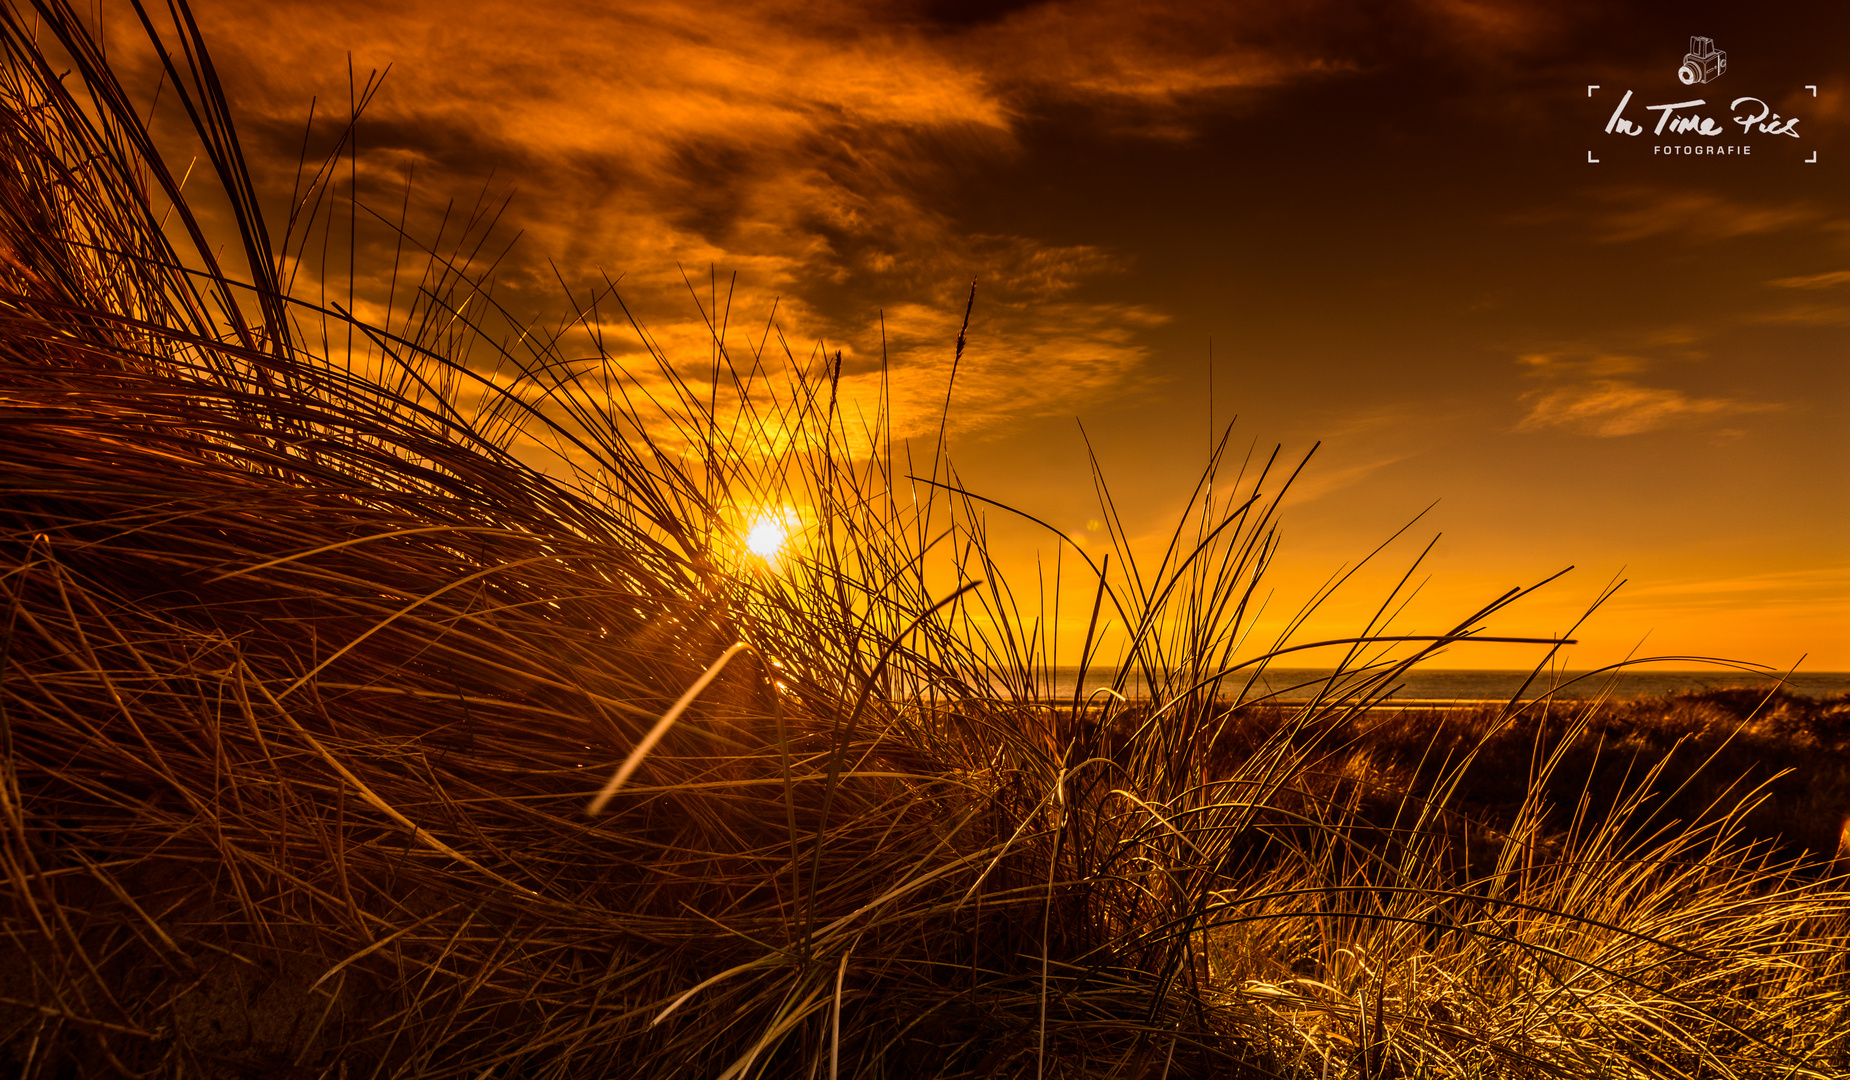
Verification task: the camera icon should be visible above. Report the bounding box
[1678,36,1726,85]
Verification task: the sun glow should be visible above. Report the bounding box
[745,513,789,562]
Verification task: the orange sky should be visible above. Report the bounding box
[103,0,1848,670]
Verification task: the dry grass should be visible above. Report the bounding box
[2,2,1846,1077]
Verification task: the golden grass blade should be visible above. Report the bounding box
[588,640,754,816]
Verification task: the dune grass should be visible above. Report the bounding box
[2,1,1846,1076]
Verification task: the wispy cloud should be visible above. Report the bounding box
[961,2,1356,111]
[153,0,1582,452]
[959,0,1571,137]
[1767,270,1850,289]
[1577,187,1828,245]
[1514,350,1779,437]
[1277,452,1416,507]
[1408,0,1564,52]
[1518,352,1649,377]
[1622,566,1850,604]
[1517,381,1777,437]
[1274,403,1443,506]
[162,0,1199,444]
[1745,303,1850,326]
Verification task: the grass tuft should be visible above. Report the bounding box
[1,2,1845,1076]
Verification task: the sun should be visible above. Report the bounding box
[744,513,789,562]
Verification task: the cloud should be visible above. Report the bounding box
[1277,452,1416,507]
[1514,348,1780,437]
[1517,351,1648,377]
[1768,270,1850,289]
[1755,269,1850,324]
[1575,187,1828,245]
[1516,380,1778,437]
[140,0,1203,449]
[1407,0,1564,53]
[1746,303,1850,327]
[949,0,1574,135]
[107,0,1601,457]
[1623,566,1850,604]
[1272,403,1441,506]
[956,2,1356,108]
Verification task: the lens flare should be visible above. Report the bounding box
[745,514,788,561]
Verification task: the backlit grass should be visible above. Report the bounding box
[1,2,1845,1077]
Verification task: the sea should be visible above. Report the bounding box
[1038,667,1850,704]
